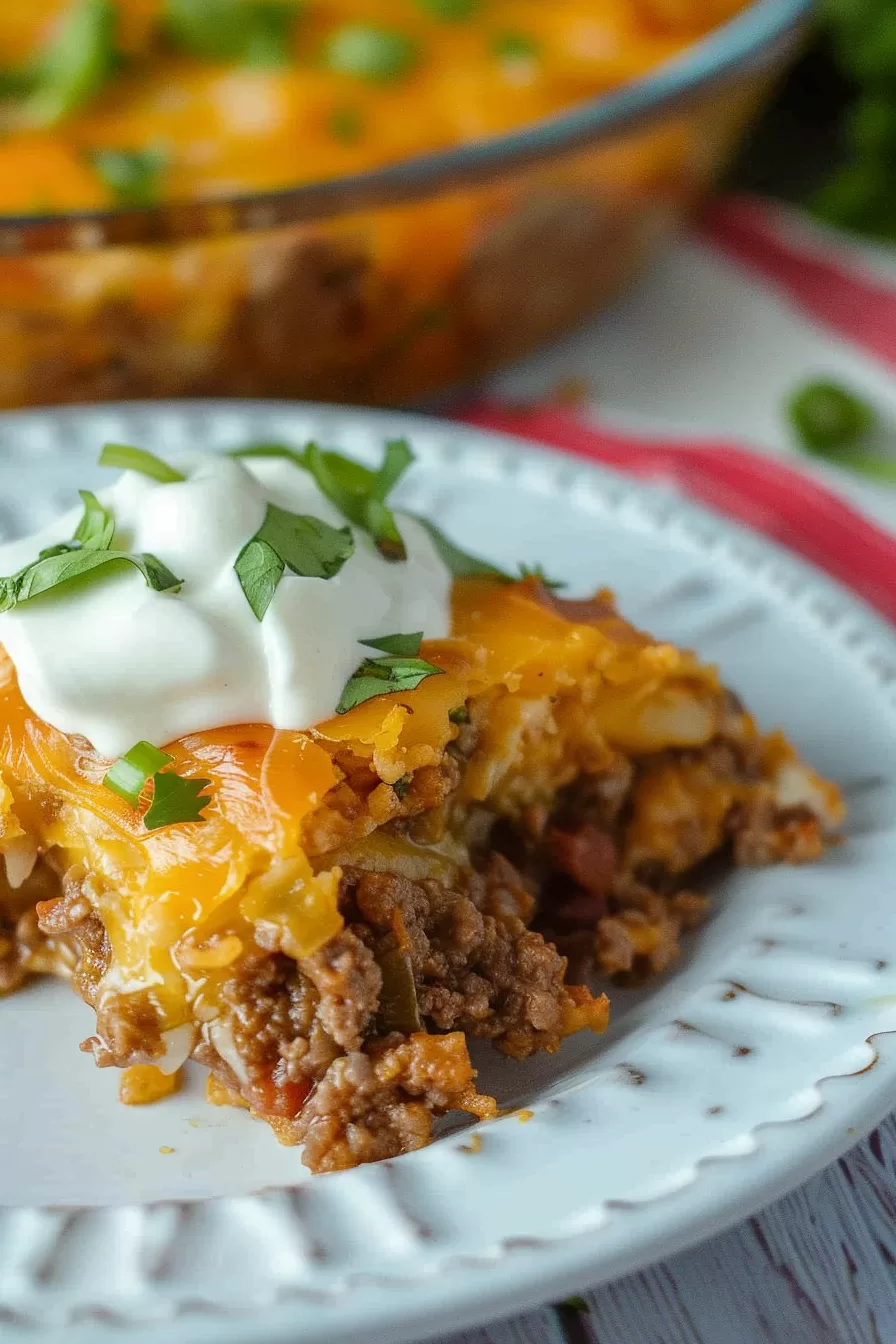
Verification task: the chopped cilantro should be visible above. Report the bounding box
[415,516,564,588]
[0,524,181,613]
[144,770,212,829]
[518,562,565,590]
[415,516,509,581]
[234,503,354,620]
[304,438,413,561]
[233,438,414,562]
[336,652,443,714]
[360,631,423,656]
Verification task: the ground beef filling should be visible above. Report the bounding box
[196,854,596,1171]
[11,728,829,1174]
[526,738,828,984]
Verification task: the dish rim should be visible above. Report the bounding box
[0,0,812,255]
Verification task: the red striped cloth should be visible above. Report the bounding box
[461,197,896,628]
[703,197,896,371]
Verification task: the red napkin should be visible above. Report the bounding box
[461,405,896,627]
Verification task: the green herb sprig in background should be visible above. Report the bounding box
[814,0,896,240]
[787,377,896,482]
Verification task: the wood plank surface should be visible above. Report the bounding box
[434,1114,896,1344]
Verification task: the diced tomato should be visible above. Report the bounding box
[244,1072,312,1119]
[550,825,617,897]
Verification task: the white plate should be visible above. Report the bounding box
[0,402,895,1344]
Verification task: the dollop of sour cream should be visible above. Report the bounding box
[0,453,452,758]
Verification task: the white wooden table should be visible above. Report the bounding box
[427,221,896,1344]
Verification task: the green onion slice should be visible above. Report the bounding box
[103,740,174,806]
[73,489,115,551]
[103,740,212,829]
[100,443,186,483]
[230,442,306,466]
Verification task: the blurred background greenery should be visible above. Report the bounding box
[737,0,896,241]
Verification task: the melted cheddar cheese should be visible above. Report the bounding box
[0,0,751,215]
[0,576,748,1031]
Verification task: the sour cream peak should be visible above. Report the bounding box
[0,449,452,758]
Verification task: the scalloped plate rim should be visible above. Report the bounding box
[0,400,894,1344]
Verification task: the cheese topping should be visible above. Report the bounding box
[0,452,452,757]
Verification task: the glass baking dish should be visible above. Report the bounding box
[0,0,811,411]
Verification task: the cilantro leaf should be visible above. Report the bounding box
[235,504,354,620]
[232,439,413,560]
[233,538,284,622]
[259,505,354,578]
[517,563,566,590]
[303,439,413,561]
[164,0,302,67]
[414,516,510,580]
[360,632,423,656]
[103,740,174,806]
[73,489,115,550]
[99,443,186,483]
[144,770,212,830]
[0,546,182,614]
[103,740,211,829]
[415,517,564,588]
[336,654,443,714]
[92,146,168,208]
